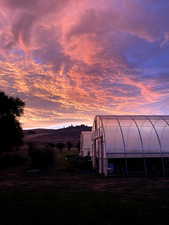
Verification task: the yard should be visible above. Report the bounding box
[0,167,169,225]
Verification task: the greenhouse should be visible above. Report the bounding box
[92,115,169,176]
[80,131,92,157]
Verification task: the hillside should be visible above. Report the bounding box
[24,125,92,145]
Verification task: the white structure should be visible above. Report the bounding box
[80,131,92,157]
[92,115,169,176]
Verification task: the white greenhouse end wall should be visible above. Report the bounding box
[80,131,92,157]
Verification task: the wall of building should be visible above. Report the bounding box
[80,131,92,157]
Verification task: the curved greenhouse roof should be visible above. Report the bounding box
[92,115,169,158]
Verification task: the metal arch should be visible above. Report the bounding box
[159,116,169,143]
[116,118,126,155]
[157,116,168,176]
[92,116,98,138]
[159,116,169,151]
[161,116,169,128]
[91,116,97,141]
[99,116,106,155]
[147,116,162,154]
[93,116,95,131]
[132,118,144,155]
[116,118,128,176]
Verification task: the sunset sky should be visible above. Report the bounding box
[0,0,169,128]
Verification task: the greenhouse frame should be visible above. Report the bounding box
[92,115,169,176]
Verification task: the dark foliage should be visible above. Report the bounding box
[0,91,24,117]
[66,141,73,151]
[76,141,80,151]
[56,142,65,152]
[0,152,28,168]
[0,91,25,153]
[28,144,54,169]
[46,143,55,148]
[65,155,92,170]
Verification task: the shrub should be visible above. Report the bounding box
[28,144,54,169]
[0,151,28,168]
[56,143,65,152]
[76,141,80,151]
[66,141,73,151]
[65,155,92,170]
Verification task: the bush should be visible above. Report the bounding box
[66,141,73,151]
[65,155,92,170]
[28,144,54,169]
[56,143,65,152]
[0,151,28,168]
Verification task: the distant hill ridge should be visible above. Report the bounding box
[24,125,92,145]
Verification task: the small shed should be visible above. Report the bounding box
[80,131,92,157]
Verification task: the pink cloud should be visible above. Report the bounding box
[0,0,168,128]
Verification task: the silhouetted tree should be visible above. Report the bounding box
[0,91,25,153]
[66,141,73,151]
[56,143,65,152]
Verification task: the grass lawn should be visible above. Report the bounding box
[1,191,167,225]
[0,167,169,225]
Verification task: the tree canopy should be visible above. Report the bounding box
[0,91,25,152]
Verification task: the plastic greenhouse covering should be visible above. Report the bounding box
[92,115,169,158]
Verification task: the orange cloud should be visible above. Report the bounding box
[0,0,169,128]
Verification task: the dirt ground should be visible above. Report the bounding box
[0,166,169,197]
[1,167,169,225]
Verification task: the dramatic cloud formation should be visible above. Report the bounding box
[0,0,169,128]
